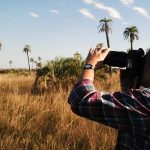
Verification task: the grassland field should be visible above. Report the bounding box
[0,72,120,150]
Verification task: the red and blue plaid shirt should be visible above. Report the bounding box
[68,79,150,150]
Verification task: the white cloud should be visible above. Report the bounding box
[94,2,122,20]
[105,7,122,19]
[133,7,150,19]
[79,8,96,20]
[83,0,94,4]
[50,10,60,15]
[121,0,134,5]
[94,2,105,9]
[82,0,122,20]
[29,12,39,18]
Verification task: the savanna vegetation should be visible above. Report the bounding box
[0,43,120,150]
[0,70,120,150]
[0,17,150,150]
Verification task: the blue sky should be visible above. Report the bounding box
[0,0,150,68]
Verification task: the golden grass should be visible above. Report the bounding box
[0,72,120,150]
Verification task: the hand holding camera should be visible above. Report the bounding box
[86,43,145,89]
[85,45,110,70]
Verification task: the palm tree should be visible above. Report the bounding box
[98,18,112,48]
[30,58,34,69]
[98,18,112,73]
[38,56,42,62]
[9,60,13,69]
[37,57,42,68]
[23,45,31,71]
[123,26,139,51]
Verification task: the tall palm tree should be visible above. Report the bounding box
[123,26,139,51]
[23,45,31,71]
[30,58,34,69]
[98,18,112,48]
[98,18,112,73]
[37,57,42,68]
[9,60,13,69]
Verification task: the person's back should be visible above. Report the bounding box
[68,47,150,149]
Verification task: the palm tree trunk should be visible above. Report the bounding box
[105,31,110,48]
[131,40,133,50]
[130,34,133,50]
[27,51,31,71]
[105,31,112,74]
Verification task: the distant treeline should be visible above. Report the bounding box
[0,69,35,74]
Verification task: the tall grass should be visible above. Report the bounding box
[0,72,120,150]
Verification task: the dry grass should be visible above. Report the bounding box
[0,72,120,150]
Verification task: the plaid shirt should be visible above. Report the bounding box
[68,79,150,150]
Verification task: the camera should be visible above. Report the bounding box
[103,48,145,88]
[104,48,145,68]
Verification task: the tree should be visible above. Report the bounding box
[98,18,112,48]
[38,56,42,62]
[30,58,34,69]
[23,45,31,71]
[98,18,112,73]
[37,62,42,68]
[9,60,13,69]
[74,52,82,61]
[123,26,139,51]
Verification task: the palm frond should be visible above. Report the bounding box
[98,18,112,33]
[123,26,139,42]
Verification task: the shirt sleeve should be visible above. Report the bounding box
[68,79,150,134]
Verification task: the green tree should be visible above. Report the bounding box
[23,45,31,71]
[123,26,139,50]
[9,60,13,69]
[98,18,112,48]
[98,18,112,73]
[30,58,34,69]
